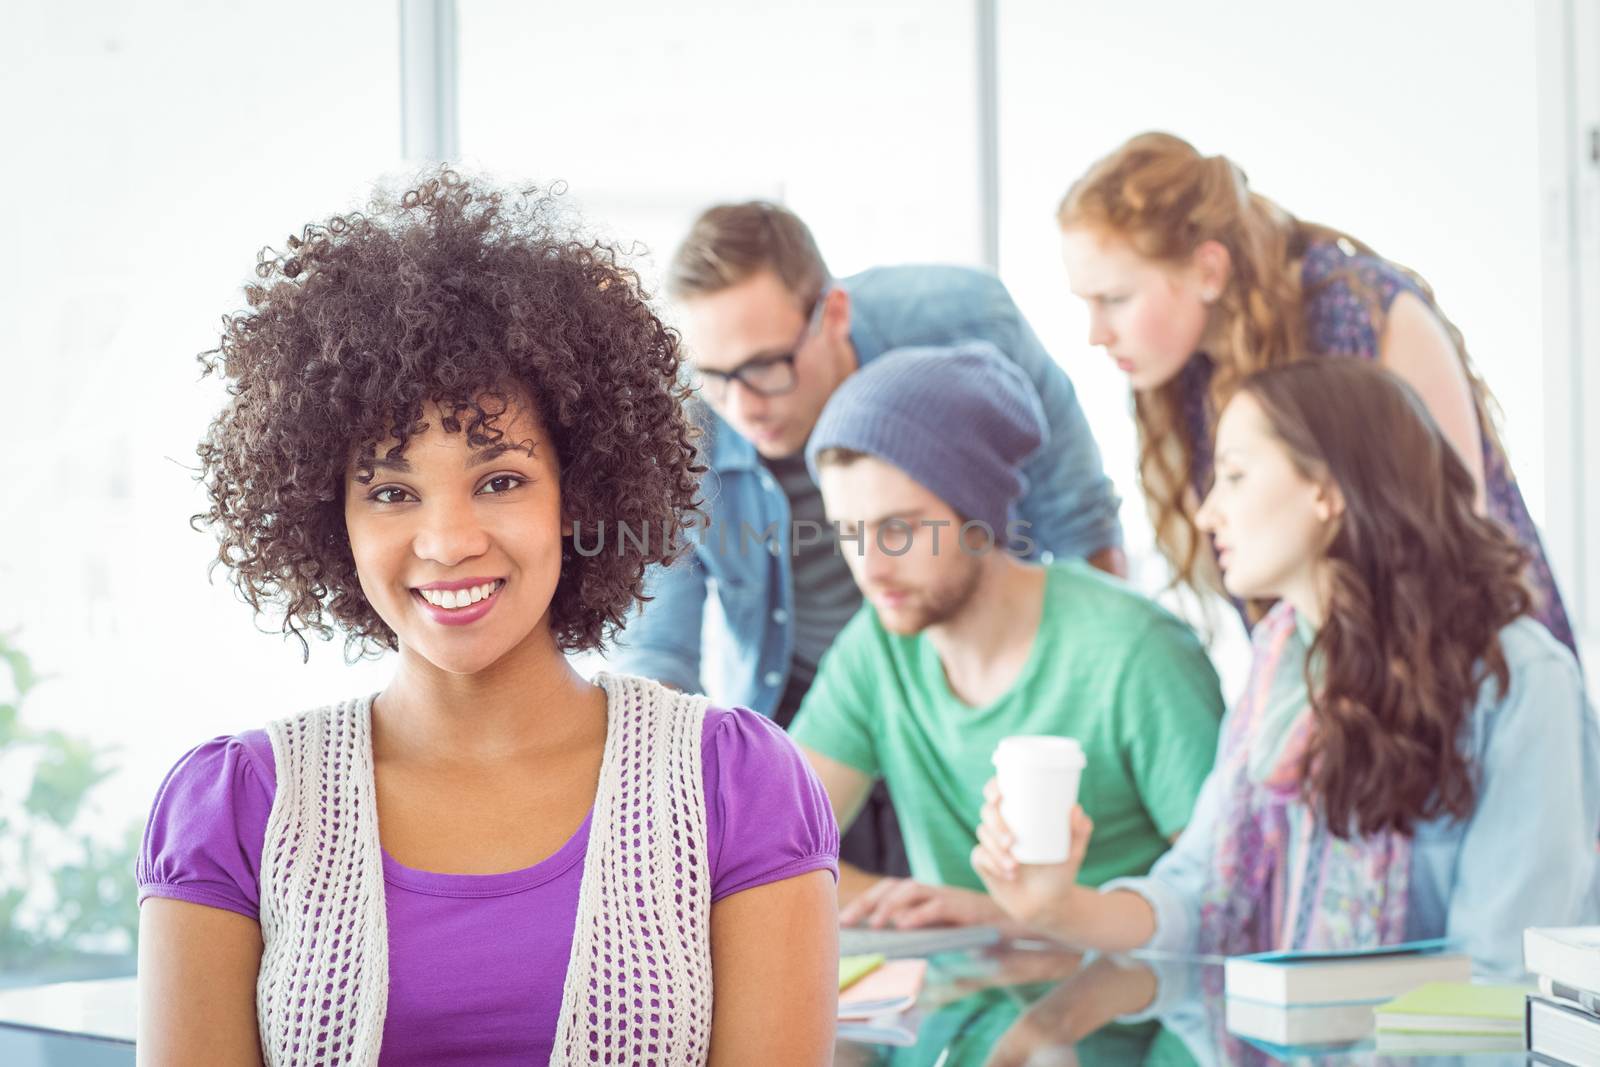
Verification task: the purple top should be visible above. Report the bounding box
[1179,240,1576,657]
[137,703,840,1064]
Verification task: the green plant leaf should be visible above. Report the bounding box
[0,886,37,965]
[0,646,35,697]
[47,828,142,952]
[24,735,113,827]
[0,630,141,961]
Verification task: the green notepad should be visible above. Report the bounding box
[839,953,885,992]
[1374,981,1527,1034]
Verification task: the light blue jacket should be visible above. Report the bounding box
[1105,616,1600,979]
[608,264,1121,715]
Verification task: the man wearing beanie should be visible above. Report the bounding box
[611,201,1123,881]
[790,345,1225,925]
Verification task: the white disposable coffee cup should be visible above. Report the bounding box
[992,735,1087,865]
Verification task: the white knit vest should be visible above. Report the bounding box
[256,671,715,1065]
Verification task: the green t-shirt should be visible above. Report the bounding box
[791,561,1224,890]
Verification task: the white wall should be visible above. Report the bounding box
[456,0,984,290]
[1537,0,1600,684]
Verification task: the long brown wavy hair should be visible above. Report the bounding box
[1239,360,1531,838]
[1058,132,1504,600]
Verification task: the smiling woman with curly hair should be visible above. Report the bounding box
[195,173,698,658]
[134,170,841,1066]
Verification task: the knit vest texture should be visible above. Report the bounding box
[256,671,715,1065]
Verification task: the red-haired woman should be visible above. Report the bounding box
[972,360,1597,978]
[1056,131,1574,657]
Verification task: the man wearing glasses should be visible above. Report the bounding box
[609,201,1122,879]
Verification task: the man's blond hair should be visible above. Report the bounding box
[666,201,830,303]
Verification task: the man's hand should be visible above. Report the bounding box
[839,878,1007,930]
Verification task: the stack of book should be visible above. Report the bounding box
[837,952,928,1048]
[1222,939,1472,1052]
[833,924,1001,1046]
[1372,981,1526,1053]
[1524,926,1600,1066]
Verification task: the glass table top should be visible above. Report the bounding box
[833,939,1529,1066]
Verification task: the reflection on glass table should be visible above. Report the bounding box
[833,940,1529,1067]
[0,948,1532,1065]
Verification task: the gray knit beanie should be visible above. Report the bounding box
[804,341,1049,540]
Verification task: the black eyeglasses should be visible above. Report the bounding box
[694,295,824,402]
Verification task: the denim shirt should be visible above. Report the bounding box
[1103,616,1600,979]
[608,264,1122,715]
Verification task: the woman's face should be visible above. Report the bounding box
[343,395,566,676]
[1060,227,1214,391]
[1195,392,1340,610]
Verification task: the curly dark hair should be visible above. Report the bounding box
[1240,359,1533,839]
[193,168,704,659]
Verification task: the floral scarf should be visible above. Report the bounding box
[1197,602,1411,957]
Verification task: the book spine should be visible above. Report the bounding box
[1528,993,1600,1066]
[1525,994,1536,1060]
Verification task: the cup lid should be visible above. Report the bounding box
[992,734,1086,770]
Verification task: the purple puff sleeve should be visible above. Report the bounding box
[701,706,840,903]
[136,730,277,922]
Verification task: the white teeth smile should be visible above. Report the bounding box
[416,580,503,610]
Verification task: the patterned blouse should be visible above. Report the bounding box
[1179,241,1576,657]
